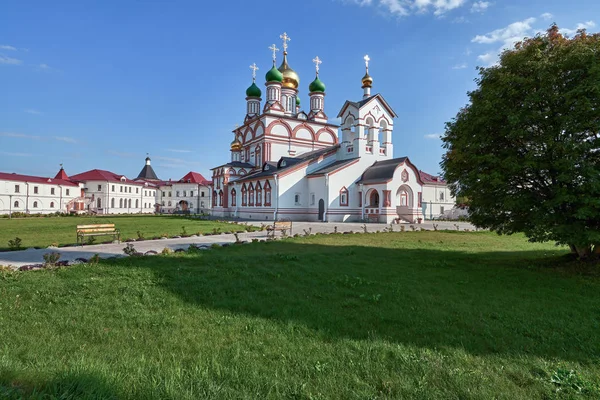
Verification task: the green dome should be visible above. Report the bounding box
[246,82,262,98]
[296,96,301,106]
[309,76,326,93]
[265,65,283,83]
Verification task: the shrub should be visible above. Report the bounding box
[161,247,173,255]
[89,254,100,265]
[136,231,145,240]
[212,228,221,235]
[8,237,22,251]
[123,243,137,256]
[186,244,201,254]
[180,226,187,236]
[42,252,61,267]
[86,237,96,245]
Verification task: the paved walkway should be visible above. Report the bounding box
[0,220,475,269]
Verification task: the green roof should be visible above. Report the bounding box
[265,65,283,83]
[309,76,326,93]
[246,82,262,98]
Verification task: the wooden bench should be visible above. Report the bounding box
[76,224,120,245]
[266,220,293,238]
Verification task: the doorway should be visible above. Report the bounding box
[318,199,325,221]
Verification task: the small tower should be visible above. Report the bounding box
[264,43,285,114]
[295,96,301,114]
[245,63,262,121]
[277,32,299,116]
[54,163,69,180]
[137,155,159,181]
[308,56,327,123]
[230,132,242,162]
[362,54,373,99]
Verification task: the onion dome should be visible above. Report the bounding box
[230,137,242,151]
[246,82,262,98]
[309,76,326,93]
[278,52,299,89]
[265,65,283,83]
[361,71,373,88]
[296,96,301,106]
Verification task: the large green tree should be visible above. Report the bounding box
[441,26,600,258]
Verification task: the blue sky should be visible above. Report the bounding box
[0,0,596,180]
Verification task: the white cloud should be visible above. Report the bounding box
[476,52,496,65]
[452,62,467,69]
[38,63,50,70]
[541,12,553,21]
[0,45,17,51]
[24,109,42,115]
[452,16,468,23]
[167,149,192,153]
[0,151,33,157]
[107,150,137,158]
[344,0,468,17]
[472,17,536,44]
[0,55,22,65]
[54,136,77,143]
[424,133,441,139]
[471,1,491,13]
[561,21,596,36]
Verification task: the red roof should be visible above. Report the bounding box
[0,171,78,187]
[54,167,69,180]
[70,169,144,185]
[179,171,210,185]
[419,170,446,185]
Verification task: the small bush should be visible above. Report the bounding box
[212,228,221,235]
[161,247,173,255]
[123,243,137,256]
[86,237,96,245]
[8,237,23,251]
[42,252,61,267]
[186,244,201,254]
[136,231,145,240]
[89,254,100,265]
[180,226,187,236]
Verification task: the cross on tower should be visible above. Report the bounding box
[268,44,279,63]
[249,63,259,81]
[312,56,322,75]
[364,54,370,70]
[280,32,291,52]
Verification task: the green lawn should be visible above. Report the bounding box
[1,232,599,399]
[0,215,244,251]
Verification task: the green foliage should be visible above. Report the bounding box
[136,231,145,240]
[42,252,61,267]
[442,26,600,258]
[89,254,100,265]
[7,237,22,251]
[86,236,96,245]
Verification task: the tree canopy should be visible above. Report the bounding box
[441,26,600,258]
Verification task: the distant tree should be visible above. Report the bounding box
[441,25,600,259]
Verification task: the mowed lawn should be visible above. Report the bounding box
[1,232,599,399]
[0,215,244,251]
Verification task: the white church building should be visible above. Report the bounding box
[211,33,455,223]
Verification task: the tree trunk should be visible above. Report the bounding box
[575,245,592,259]
[569,244,578,254]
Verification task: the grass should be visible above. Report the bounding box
[0,215,247,251]
[1,231,599,399]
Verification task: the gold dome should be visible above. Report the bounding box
[230,137,242,151]
[361,71,373,88]
[278,51,299,89]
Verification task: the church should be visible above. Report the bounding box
[210,33,455,223]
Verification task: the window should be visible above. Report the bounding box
[136,199,139,208]
[167,201,171,207]
[112,185,115,192]
[120,186,123,193]
[98,185,102,191]
[162,201,165,206]
[358,191,362,207]
[33,186,38,194]
[339,187,348,206]
[168,191,171,197]
[15,185,20,193]
[162,191,165,197]
[264,181,272,206]
[51,201,55,208]
[231,189,236,207]
[256,182,262,206]
[96,198,101,208]
[136,188,139,194]
[111,198,115,208]
[190,191,194,197]
[213,191,218,207]
[241,185,247,206]
[418,192,422,208]
[400,191,408,206]
[183,191,186,197]
[248,184,254,206]
[310,193,315,205]
[50,188,55,195]
[218,190,223,206]
[440,192,445,201]
[65,189,70,196]
[129,187,132,193]
[33,201,38,208]
[440,206,445,215]
[14,201,19,208]
[128,199,131,208]
[294,193,300,205]
[119,198,123,208]
[201,191,205,197]
[176,191,180,197]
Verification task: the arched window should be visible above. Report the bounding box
[248,183,254,206]
[119,198,123,208]
[14,201,19,208]
[231,189,237,207]
[264,180,272,206]
[255,146,262,167]
[167,201,171,206]
[400,190,408,206]
[111,198,115,208]
[369,190,380,207]
[128,199,132,208]
[136,199,139,208]
[33,201,38,208]
[96,198,101,208]
[51,201,55,208]
[213,191,217,207]
[218,190,223,206]
[256,182,262,206]
[339,187,348,206]
[241,184,248,206]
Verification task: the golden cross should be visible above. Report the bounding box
[280,32,291,52]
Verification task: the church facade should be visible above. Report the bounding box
[210,34,455,223]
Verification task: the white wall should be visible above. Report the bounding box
[0,178,80,215]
